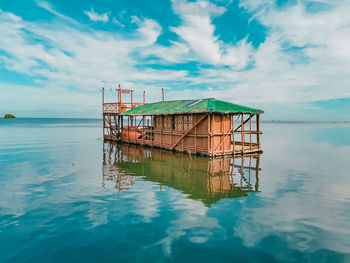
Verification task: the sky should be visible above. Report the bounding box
[0,0,349,120]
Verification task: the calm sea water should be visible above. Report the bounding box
[1,118,350,263]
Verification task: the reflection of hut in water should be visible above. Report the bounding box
[102,142,136,193]
[102,142,261,206]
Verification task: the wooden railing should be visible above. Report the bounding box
[103,102,146,114]
[103,103,119,114]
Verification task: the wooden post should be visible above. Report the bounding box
[257,114,261,150]
[182,115,184,152]
[114,115,117,140]
[117,115,120,138]
[151,116,154,147]
[118,84,121,113]
[194,115,197,154]
[211,114,213,156]
[134,116,136,142]
[142,116,145,145]
[208,114,211,156]
[160,116,162,148]
[232,115,235,154]
[121,116,123,140]
[240,156,244,187]
[171,116,173,149]
[143,91,146,104]
[221,114,224,155]
[109,115,112,139]
[249,156,252,184]
[128,117,130,143]
[241,114,244,153]
[249,115,252,150]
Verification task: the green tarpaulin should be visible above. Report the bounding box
[120,98,263,115]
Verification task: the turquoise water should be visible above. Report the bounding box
[1,118,350,262]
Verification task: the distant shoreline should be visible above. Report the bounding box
[0,117,349,123]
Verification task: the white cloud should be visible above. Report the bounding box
[0,9,186,117]
[162,0,350,116]
[137,18,162,45]
[112,17,124,27]
[84,8,109,23]
[165,0,252,68]
[171,13,222,64]
[36,0,77,23]
[141,41,190,64]
[234,1,350,104]
[172,0,226,17]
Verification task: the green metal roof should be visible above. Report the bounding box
[120,98,263,115]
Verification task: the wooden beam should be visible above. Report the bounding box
[233,115,240,126]
[136,117,143,128]
[171,113,208,150]
[234,114,254,132]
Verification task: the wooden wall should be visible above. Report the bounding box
[153,114,210,154]
[151,113,232,155]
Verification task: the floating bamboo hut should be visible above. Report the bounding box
[103,86,263,157]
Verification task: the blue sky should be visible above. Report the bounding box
[0,0,349,120]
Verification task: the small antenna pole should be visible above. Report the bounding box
[118,84,121,112]
[102,87,105,105]
[131,90,133,107]
[162,88,164,102]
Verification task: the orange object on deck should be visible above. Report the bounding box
[122,126,144,140]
